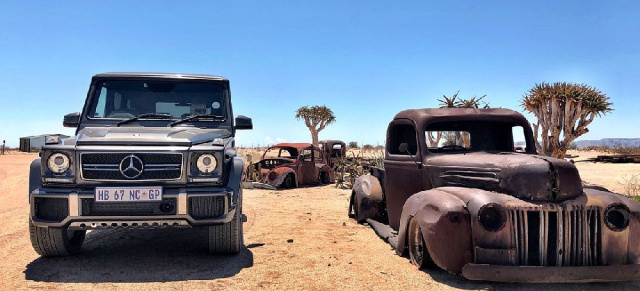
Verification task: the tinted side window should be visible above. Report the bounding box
[93,87,107,117]
[388,123,418,155]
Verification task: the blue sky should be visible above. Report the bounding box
[1,1,638,147]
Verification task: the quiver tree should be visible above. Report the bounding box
[295,105,336,146]
[522,82,612,158]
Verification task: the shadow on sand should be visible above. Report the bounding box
[25,227,255,283]
[419,263,640,290]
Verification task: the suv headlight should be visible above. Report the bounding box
[196,154,218,174]
[47,153,70,174]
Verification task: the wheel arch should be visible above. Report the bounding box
[351,174,384,222]
[29,158,41,198]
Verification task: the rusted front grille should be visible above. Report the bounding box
[509,206,602,266]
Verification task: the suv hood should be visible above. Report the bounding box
[426,152,583,202]
[73,127,231,146]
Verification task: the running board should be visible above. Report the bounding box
[366,218,399,250]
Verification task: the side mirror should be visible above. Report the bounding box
[399,142,422,169]
[398,143,409,153]
[235,115,253,130]
[63,112,80,128]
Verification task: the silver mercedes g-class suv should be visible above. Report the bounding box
[29,72,252,256]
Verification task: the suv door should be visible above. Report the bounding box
[384,120,423,230]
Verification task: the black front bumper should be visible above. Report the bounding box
[30,186,237,229]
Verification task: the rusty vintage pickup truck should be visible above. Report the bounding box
[350,107,640,282]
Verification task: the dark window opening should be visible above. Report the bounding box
[388,123,418,155]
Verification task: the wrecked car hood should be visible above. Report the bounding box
[72,127,231,146]
[426,152,582,202]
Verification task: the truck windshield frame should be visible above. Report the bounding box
[425,120,523,153]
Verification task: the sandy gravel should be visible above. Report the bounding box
[2,153,640,290]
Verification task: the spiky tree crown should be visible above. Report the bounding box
[295,105,336,129]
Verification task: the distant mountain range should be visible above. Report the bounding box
[573,138,640,149]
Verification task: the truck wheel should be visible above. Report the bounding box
[407,217,433,269]
[320,172,331,184]
[29,219,85,257]
[208,204,243,255]
[350,193,366,223]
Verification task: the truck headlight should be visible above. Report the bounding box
[605,203,630,231]
[196,154,217,174]
[478,203,506,232]
[47,153,70,174]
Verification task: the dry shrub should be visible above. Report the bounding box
[581,144,640,155]
[621,174,640,196]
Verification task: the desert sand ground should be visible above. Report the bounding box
[1,152,640,290]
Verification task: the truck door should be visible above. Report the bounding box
[384,121,423,230]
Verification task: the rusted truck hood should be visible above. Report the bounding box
[72,127,231,146]
[426,152,582,201]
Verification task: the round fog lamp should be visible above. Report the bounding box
[47,153,70,174]
[196,154,217,174]
[478,203,506,232]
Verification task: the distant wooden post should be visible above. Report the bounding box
[1,140,5,155]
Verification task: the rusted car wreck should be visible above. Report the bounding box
[318,140,346,168]
[350,108,640,282]
[248,143,333,188]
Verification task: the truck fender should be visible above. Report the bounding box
[29,158,41,197]
[225,156,245,205]
[350,175,384,223]
[396,188,473,274]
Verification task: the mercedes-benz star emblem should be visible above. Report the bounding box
[119,155,144,179]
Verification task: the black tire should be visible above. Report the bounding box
[407,217,433,269]
[29,219,85,257]
[208,203,243,255]
[351,193,366,223]
[348,192,355,218]
[282,173,295,189]
[320,172,331,184]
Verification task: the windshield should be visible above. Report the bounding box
[263,147,298,159]
[87,80,228,122]
[425,121,524,153]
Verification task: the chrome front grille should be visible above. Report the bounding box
[509,206,602,266]
[80,152,183,181]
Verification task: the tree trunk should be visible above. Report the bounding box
[310,128,319,146]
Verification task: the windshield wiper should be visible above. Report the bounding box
[117,113,173,127]
[169,114,225,127]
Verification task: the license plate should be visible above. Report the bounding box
[95,187,162,202]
